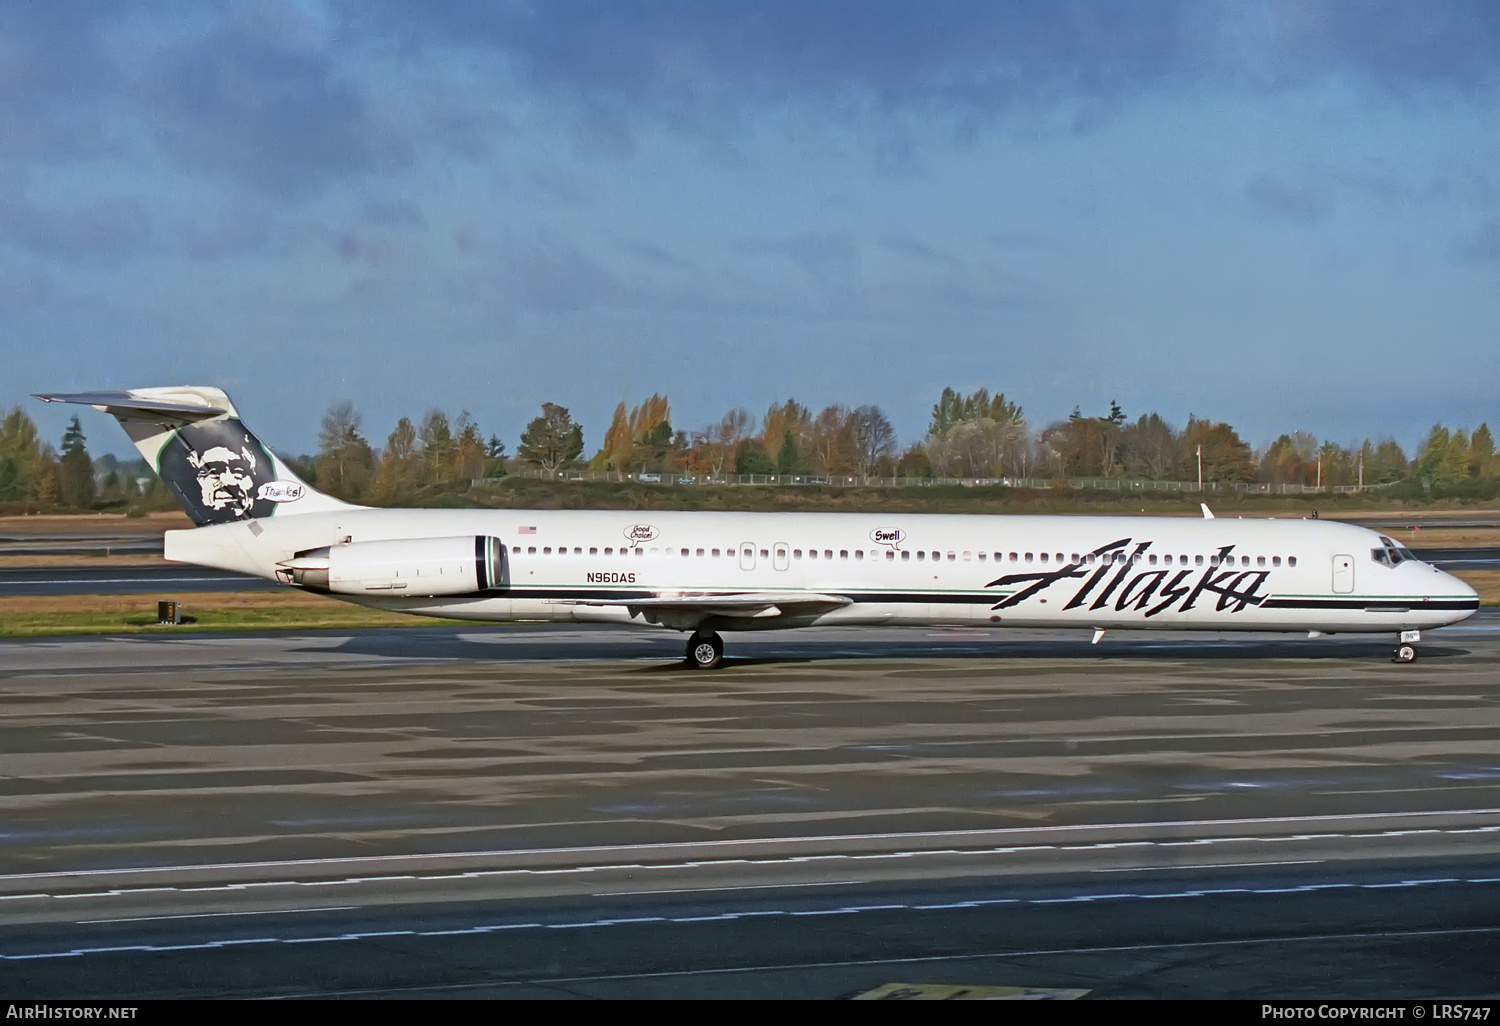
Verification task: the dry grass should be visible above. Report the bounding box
[1365,526,1500,547]
[0,554,168,567]
[0,591,463,637]
[0,512,189,534]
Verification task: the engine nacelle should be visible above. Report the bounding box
[280,536,506,597]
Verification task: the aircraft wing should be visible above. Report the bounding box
[564,591,851,620]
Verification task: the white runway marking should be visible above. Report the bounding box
[5,806,1496,886]
[6,878,1499,962]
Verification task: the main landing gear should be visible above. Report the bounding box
[686,630,724,670]
[1394,629,1420,664]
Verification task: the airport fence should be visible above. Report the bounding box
[478,471,1392,494]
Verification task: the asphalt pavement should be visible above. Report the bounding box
[0,618,1497,997]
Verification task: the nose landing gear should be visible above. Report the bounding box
[1393,629,1420,663]
[686,630,724,669]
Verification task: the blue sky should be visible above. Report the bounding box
[3,1,1497,459]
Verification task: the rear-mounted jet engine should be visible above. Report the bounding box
[279,536,506,597]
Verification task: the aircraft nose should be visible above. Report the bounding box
[1440,569,1480,622]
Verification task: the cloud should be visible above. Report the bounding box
[1450,220,1500,262]
[1244,174,1332,226]
[0,4,123,161]
[0,195,153,261]
[737,231,858,285]
[363,1,1500,129]
[142,24,408,196]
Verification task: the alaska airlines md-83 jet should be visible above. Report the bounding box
[35,387,1479,668]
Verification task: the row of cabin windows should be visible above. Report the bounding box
[513,544,1296,569]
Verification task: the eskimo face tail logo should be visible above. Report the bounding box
[158,419,280,526]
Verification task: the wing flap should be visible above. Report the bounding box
[563,591,851,619]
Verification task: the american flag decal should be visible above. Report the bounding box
[518,526,537,535]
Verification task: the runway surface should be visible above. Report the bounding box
[0,547,1495,595]
[1,619,1498,997]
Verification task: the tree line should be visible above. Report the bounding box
[0,391,1496,510]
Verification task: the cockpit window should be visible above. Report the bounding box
[1373,536,1417,567]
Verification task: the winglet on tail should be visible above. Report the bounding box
[33,386,354,526]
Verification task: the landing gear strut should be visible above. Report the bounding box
[1394,629,1420,664]
[686,630,724,670]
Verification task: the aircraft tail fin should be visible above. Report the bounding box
[33,386,355,526]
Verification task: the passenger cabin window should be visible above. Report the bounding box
[901,551,910,561]
[1272,556,1281,567]
[1195,555,1204,566]
[794,549,802,559]
[712,548,720,557]
[528,546,537,555]
[916,551,925,561]
[840,550,849,559]
[589,547,598,555]
[513,546,521,554]
[855,550,864,560]
[1288,556,1297,567]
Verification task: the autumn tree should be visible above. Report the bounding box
[808,404,855,475]
[1118,413,1181,480]
[926,388,1026,477]
[701,408,754,476]
[1180,417,1256,483]
[454,412,486,480]
[594,394,671,472]
[0,408,45,501]
[762,398,811,472]
[849,405,897,481]
[418,410,456,485]
[518,403,584,475]
[370,416,420,502]
[315,401,375,500]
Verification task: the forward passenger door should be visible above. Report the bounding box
[1332,554,1355,594]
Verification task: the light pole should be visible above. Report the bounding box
[1196,444,1202,491]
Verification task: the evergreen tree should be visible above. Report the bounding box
[517,403,584,474]
[58,416,95,508]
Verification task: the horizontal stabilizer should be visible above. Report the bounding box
[33,389,231,423]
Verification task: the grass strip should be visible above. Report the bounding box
[0,592,470,637]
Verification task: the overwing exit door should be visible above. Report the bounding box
[739,543,756,571]
[773,543,789,571]
[1332,554,1355,594]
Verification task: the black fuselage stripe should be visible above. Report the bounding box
[442,588,1478,612]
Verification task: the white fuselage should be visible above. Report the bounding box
[165,508,1479,637]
